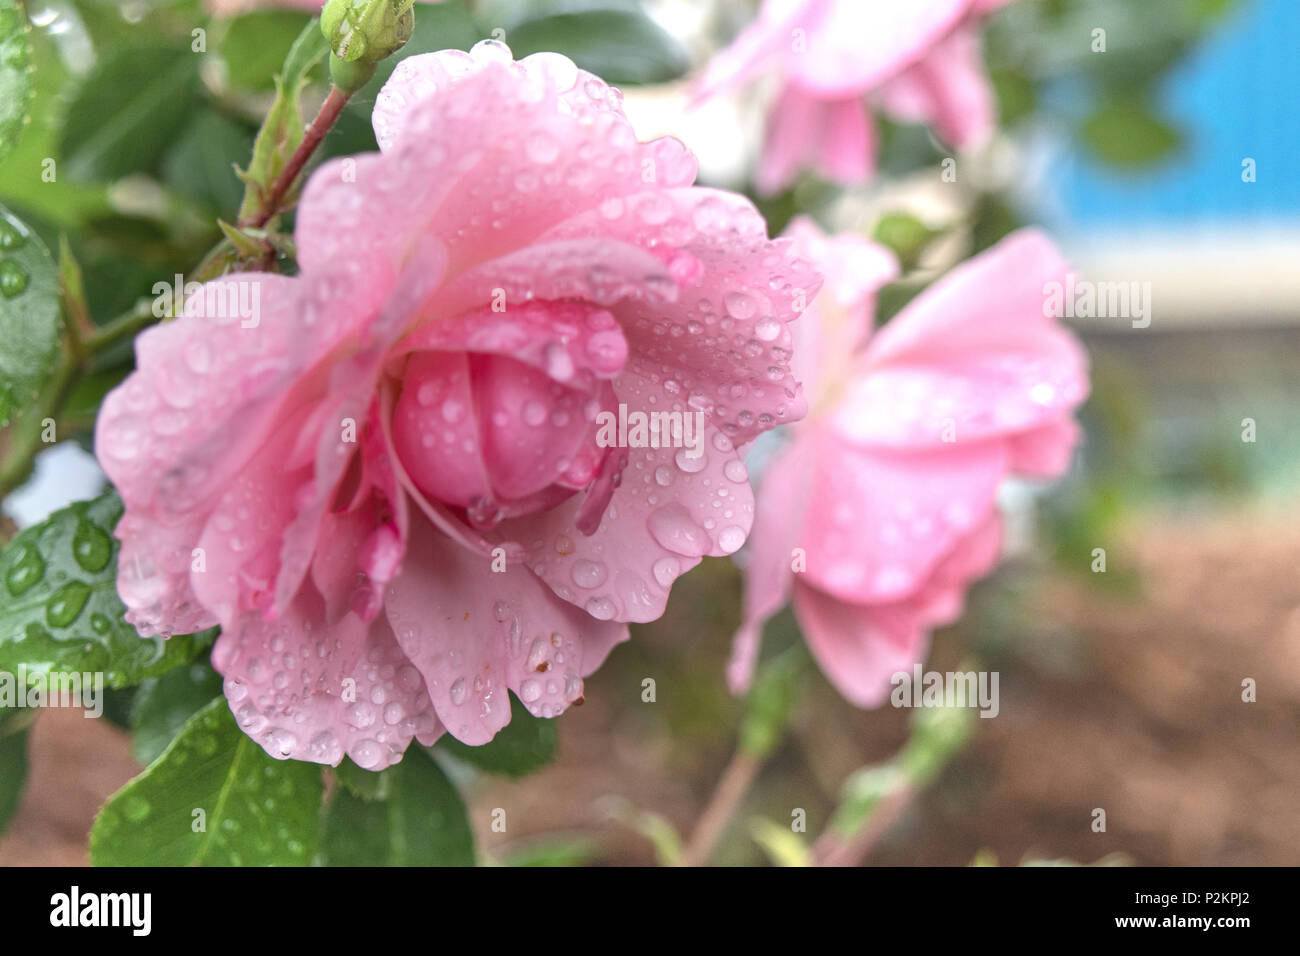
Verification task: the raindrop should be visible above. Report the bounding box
[4,543,45,596]
[674,448,707,473]
[571,559,607,589]
[0,260,28,298]
[46,580,90,628]
[520,678,542,703]
[584,596,616,620]
[72,520,113,572]
[449,678,467,705]
[647,504,709,557]
[652,556,680,587]
[717,526,746,554]
[0,215,28,250]
[122,795,151,823]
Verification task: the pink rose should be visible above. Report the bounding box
[729,220,1088,706]
[696,0,1011,193]
[96,42,818,767]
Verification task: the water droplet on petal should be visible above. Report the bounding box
[717,526,746,554]
[571,559,607,589]
[647,504,709,557]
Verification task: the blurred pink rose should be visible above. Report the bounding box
[97,42,818,767]
[696,0,1011,193]
[729,220,1088,706]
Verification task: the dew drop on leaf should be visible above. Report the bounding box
[45,580,91,628]
[71,519,113,573]
[0,259,28,298]
[4,542,45,596]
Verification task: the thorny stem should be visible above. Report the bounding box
[680,749,764,867]
[241,85,352,230]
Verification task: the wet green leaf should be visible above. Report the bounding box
[0,493,211,688]
[0,203,59,428]
[438,691,556,776]
[0,0,34,167]
[91,696,323,866]
[319,752,474,865]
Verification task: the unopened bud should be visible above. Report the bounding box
[321,0,415,92]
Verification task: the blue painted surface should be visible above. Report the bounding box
[1054,0,1300,229]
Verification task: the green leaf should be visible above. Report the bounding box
[217,219,270,259]
[219,10,316,91]
[0,0,34,167]
[58,44,200,182]
[129,661,223,765]
[332,755,388,800]
[162,111,256,215]
[505,9,688,85]
[56,234,90,332]
[438,691,556,776]
[0,493,212,688]
[281,13,331,83]
[0,724,28,835]
[91,696,323,866]
[235,17,329,223]
[1080,101,1183,168]
[0,203,60,428]
[319,752,474,865]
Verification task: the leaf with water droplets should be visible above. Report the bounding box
[0,493,211,687]
[0,0,33,168]
[437,690,556,777]
[92,696,323,866]
[0,203,59,428]
[319,751,474,866]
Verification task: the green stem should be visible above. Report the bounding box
[240,85,353,230]
[84,302,159,356]
[811,784,917,867]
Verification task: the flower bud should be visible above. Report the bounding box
[321,0,415,92]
